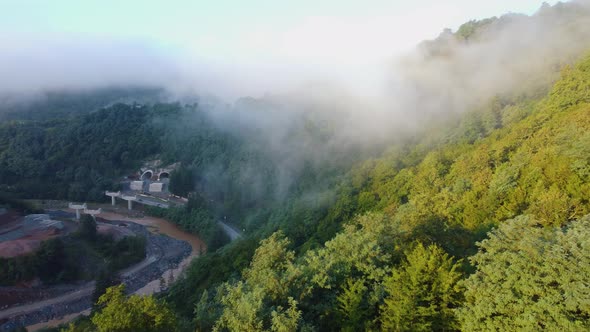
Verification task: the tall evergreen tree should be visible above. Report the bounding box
[380,243,463,331]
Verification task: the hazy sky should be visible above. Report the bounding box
[0,0,559,97]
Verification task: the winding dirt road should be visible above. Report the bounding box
[0,210,204,331]
[0,283,94,321]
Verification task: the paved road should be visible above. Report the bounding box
[135,195,170,208]
[218,221,242,241]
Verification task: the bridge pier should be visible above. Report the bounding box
[105,191,121,206]
[121,195,137,211]
[84,207,102,219]
[68,203,87,220]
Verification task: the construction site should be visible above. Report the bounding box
[0,160,189,260]
[107,161,187,210]
[0,211,70,258]
[0,204,202,331]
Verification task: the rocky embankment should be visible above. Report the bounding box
[0,216,191,331]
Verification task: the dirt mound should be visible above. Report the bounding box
[0,239,40,258]
[97,223,135,240]
[0,210,20,228]
[0,229,60,258]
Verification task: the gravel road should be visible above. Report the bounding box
[0,214,191,331]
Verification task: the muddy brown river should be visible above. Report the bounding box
[100,212,206,295]
[26,211,205,331]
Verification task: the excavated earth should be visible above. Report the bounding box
[0,211,191,331]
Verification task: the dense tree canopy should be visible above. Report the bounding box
[380,243,463,331]
[169,37,590,331]
[459,215,590,331]
[0,103,162,201]
[3,4,590,331]
[91,284,178,332]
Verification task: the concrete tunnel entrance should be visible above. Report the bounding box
[140,170,153,181]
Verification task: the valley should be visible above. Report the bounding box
[2,1,590,331]
[0,205,201,331]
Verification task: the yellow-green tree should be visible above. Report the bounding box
[91,284,177,332]
[380,243,463,331]
[459,215,590,330]
[214,231,301,331]
[336,278,369,332]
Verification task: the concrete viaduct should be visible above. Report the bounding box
[68,203,102,220]
[105,191,170,210]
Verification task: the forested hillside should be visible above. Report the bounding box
[0,87,166,121]
[2,2,590,331]
[156,47,590,332]
[62,49,590,331]
[0,103,161,200]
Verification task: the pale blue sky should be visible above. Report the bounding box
[0,0,560,96]
[2,0,557,62]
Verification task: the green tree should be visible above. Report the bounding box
[37,238,68,283]
[194,290,221,332]
[380,243,463,331]
[214,232,300,331]
[92,269,119,306]
[91,284,178,332]
[61,318,96,332]
[270,297,301,332]
[336,278,369,331]
[459,215,590,331]
[78,214,97,241]
[169,166,194,197]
